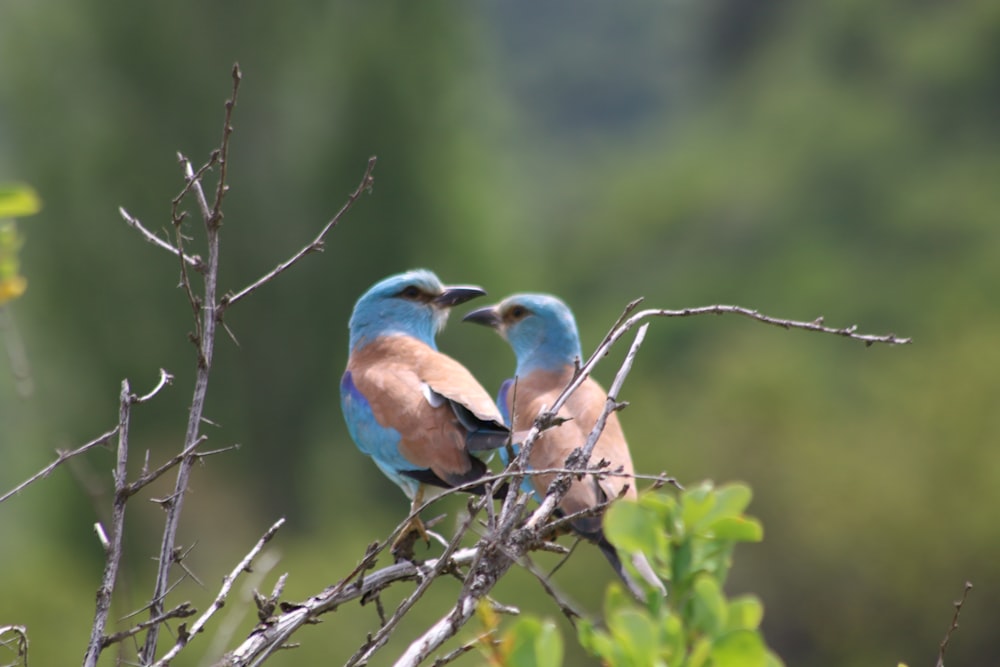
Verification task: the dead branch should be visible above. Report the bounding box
[118,206,203,270]
[217,548,483,667]
[935,581,973,667]
[140,65,241,662]
[220,155,377,311]
[82,380,138,667]
[150,518,286,666]
[0,625,29,667]
[0,427,117,505]
[101,604,197,649]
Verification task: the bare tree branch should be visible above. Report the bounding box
[935,581,973,667]
[102,605,197,649]
[0,428,118,505]
[345,497,488,667]
[150,518,286,667]
[118,207,203,270]
[83,369,174,667]
[0,625,29,667]
[217,548,483,667]
[140,65,242,665]
[220,155,377,311]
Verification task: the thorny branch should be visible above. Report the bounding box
[139,64,242,665]
[151,518,286,667]
[936,581,973,667]
[221,155,377,311]
[118,207,203,271]
[0,428,118,505]
[83,370,173,667]
[2,58,919,667]
[217,548,485,667]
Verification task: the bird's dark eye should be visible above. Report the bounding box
[509,305,527,319]
[399,285,422,299]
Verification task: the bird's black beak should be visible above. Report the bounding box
[462,305,502,329]
[433,285,486,308]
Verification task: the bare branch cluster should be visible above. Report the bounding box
[1,63,376,667]
[0,63,919,667]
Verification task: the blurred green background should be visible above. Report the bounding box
[1,0,998,665]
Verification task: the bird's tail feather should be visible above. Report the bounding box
[596,534,667,601]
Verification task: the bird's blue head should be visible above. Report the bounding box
[348,269,486,352]
[463,293,583,375]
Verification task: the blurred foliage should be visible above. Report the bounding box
[489,483,780,667]
[478,601,564,667]
[1,0,998,665]
[583,483,777,667]
[0,183,39,304]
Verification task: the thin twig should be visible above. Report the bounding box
[579,323,648,463]
[124,436,206,498]
[102,604,197,649]
[429,633,492,667]
[935,581,972,667]
[220,155,377,310]
[517,554,584,626]
[151,518,285,666]
[118,207,203,270]
[218,549,482,667]
[346,496,488,667]
[209,64,242,228]
[0,427,118,505]
[141,65,241,665]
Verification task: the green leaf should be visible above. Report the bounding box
[726,596,764,631]
[608,607,660,664]
[710,629,767,667]
[605,499,667,558]
[681,482,716,529]
[535,619,563,666]
[0,184,41,218]
[709,484,753,520]
[502,617,563,667]
[689,483,755,533]
[690,574,727,636]
[707,516,764,542]
[604,582,635,620]
[577,619,614,660]
[688,636,712,667]
[659,610,686,661]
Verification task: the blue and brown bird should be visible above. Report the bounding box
[464,293,666,599]
[340,269,509,551]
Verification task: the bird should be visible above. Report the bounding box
[340,269,510,551]
[463,293,666,599]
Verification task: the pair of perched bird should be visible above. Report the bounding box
[340,269,664,598]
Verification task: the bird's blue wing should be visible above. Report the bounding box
[340,370,420,498]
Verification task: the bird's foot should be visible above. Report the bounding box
[391,515,429,562]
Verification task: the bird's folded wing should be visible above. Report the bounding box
[418,354,510,452]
